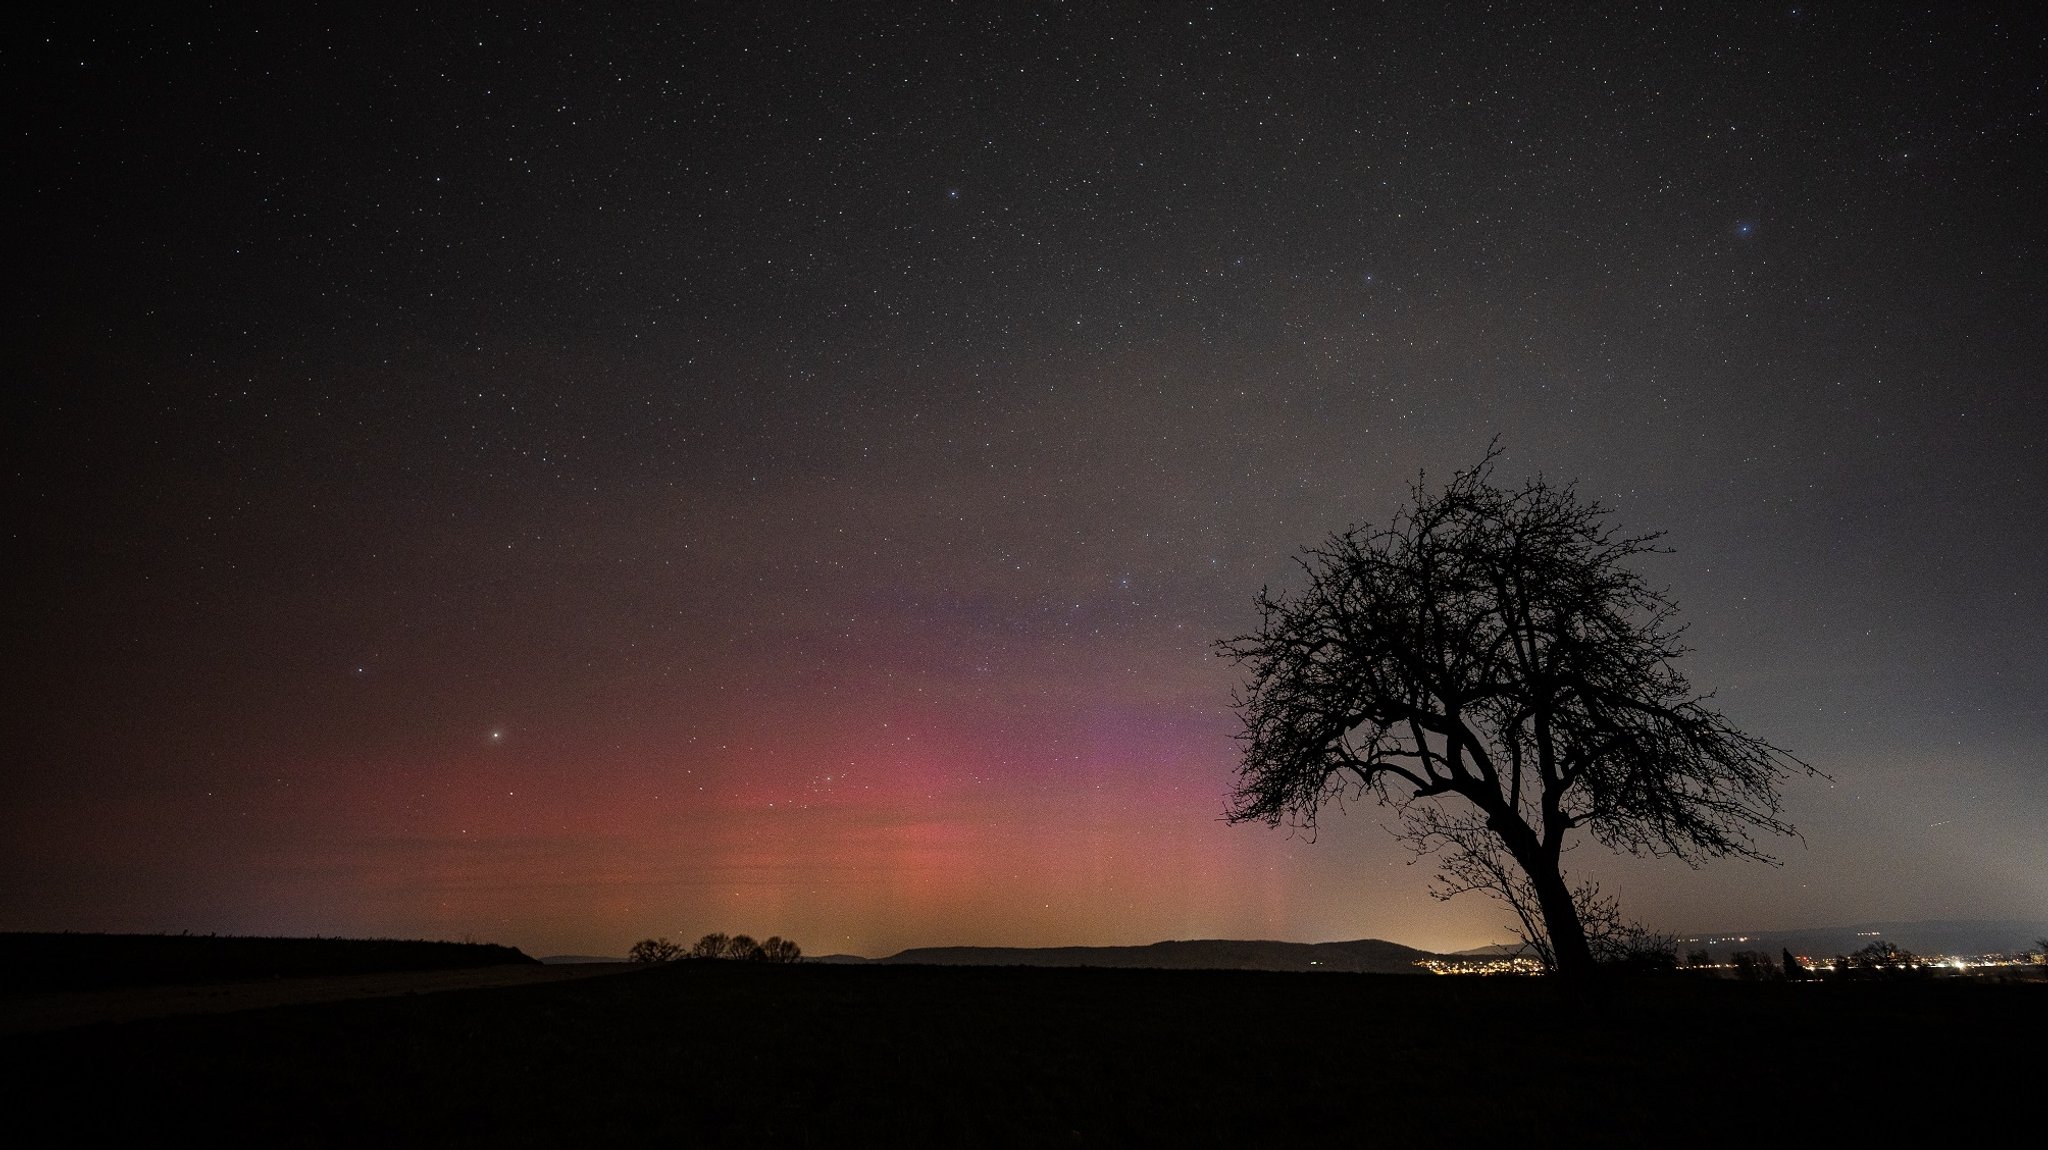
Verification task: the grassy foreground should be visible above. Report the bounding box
[4,962,2037,1145]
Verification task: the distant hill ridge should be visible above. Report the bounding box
[819,938,1437,974]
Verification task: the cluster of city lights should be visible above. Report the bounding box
[1414,951,2044,977]
[1415,955,1548,976]
[1786,953,2044,974]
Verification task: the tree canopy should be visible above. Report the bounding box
[684,932,803,963]
[1221,449,1813,979]
[628,936,684,964]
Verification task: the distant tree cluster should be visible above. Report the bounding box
[1817,939,1929,978]
[628,933,802,964]
[1708,939,1932,981]
[1729,950,1784,981]
[628,937,684,964]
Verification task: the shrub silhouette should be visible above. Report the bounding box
[1575,884,1676,974]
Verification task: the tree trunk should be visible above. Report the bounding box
[1486,810,1598,981]
[1527,863,1596,981]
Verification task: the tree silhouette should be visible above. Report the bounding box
[1849,939,1918,974]
[1731,950,1782,981]
[628,937,683,964]
[684,931,803,962]
[1221,448,1813,981]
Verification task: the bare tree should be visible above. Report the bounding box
[723,934,765,961]
[1849,939,1918,973]
[690,933,730,960]
[1221,448,1814,981]
[628,937,683,964]
[760,936,803,963]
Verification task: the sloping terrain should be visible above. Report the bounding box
[0,961,631,1036]
[0,932,535,994]
[881,936,1434,972]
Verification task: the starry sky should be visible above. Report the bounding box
[7,4,2045,959]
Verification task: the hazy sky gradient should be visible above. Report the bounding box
[8,3,2044,957]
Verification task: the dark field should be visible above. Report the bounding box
[4,962,2037,1145]
[0,932,534,993]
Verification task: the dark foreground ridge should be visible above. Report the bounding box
[867,936,1434,972]
[2,961,2037,1145]
[0,932,535,994]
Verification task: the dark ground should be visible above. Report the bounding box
[0,961,631,1036]
[3,962,2037,1146]
[0,932,534,992]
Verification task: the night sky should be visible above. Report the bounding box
[8,4,2044,959]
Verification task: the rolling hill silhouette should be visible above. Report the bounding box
[817,938,1436,973]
